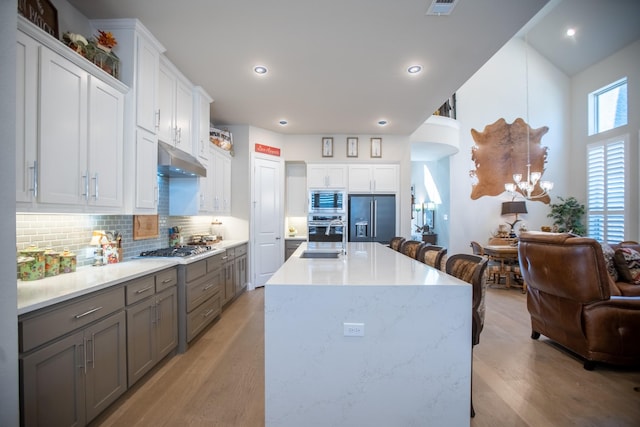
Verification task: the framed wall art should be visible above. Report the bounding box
[371,137,382,158]
[347,137,358,157]
[322,137,333,157]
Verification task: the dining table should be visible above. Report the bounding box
[483,244,526,292]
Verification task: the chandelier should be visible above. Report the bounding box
[504,35,553,200]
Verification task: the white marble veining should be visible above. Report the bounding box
[265,242,472,427]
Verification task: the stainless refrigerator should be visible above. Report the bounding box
[348,194,396,244]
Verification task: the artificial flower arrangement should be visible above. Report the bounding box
[62,30,119,79]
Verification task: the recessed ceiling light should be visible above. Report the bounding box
[407,65,422,74]
[566,28,576,37]
[254,65,268,75]
[377,120,388,126]
[278,120,288,126]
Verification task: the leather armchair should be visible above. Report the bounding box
[518,231,640,369]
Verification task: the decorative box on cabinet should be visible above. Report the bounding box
[19,286,127,427]
[125,267,178,387]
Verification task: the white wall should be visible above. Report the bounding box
[449,38,571,255]
[1,1,18,424]
[570,39,640,240]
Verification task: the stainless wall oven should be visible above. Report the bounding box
[308,215,346,242]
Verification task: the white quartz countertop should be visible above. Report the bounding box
[17,239,248,316]
[18,258,178,315]
[267,242,466,287]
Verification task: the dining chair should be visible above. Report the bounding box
[417,245,447,270]
[399,240,425,259]
[445,253,489,418]
[470,241,509,285]
[389,236,406,252]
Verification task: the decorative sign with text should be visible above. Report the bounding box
[18,0,59,39]
[255,143,281,157]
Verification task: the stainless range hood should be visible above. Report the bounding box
[157,140,207,178]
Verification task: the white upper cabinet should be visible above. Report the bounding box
[307,164,347,189]
[192,86,213,161]
[135,35,160,133]
[16,30,38,204]
[213,148,232,215]
[348,164,399,193]
[90,18,165,214]
[16,19,128,212]
[158,57,193,154]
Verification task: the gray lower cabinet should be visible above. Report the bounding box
[223,249,235,306]
[20,288,127,427]
[125,267,178,387]
[285,239,303,260]
[181,254,224,349]
[235,243,248,294]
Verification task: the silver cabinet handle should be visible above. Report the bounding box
[155,109,160,130]
[29,160,38,198]
[203,283,215,291]
[83,338,87,374]
[74,306,103,319]
[92,173,99,200]
[136,285,154,294]
[202,309,215,318]
[162,278,172,284]
[82,171,90,200]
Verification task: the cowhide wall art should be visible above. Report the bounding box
[469,118,550,204]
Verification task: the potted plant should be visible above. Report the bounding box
[547,196,586,235]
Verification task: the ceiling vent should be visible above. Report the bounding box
[426,0,459,16]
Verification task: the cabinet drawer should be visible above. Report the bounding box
[208,252,225,272]
[20,286,124,353]
[125,275,156,305]
[186,275,221,312]
[285,240,303,250]
[156,268,177,292]
[186,294,221,342]
[235,244,248,257]
[185,259,207,283]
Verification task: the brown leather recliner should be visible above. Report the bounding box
[518,231,640,369]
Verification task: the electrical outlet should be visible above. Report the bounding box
[343,322,365,337]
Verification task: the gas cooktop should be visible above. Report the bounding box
[140,245,214,258]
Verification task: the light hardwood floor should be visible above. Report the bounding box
[90,287,640,426]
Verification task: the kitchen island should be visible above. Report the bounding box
[265,242,472,427]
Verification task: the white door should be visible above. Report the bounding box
[252,155,284,287]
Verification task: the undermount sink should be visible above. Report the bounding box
[299,250,342,259]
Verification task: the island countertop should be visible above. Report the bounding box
[265,241,473,427]
[267,241,467,287]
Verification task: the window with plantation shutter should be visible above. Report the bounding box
[587,137,626,243]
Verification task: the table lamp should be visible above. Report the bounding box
[501,201,527,237]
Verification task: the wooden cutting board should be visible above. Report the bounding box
[133,215,159,240]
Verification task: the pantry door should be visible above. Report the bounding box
[252,154,284,288]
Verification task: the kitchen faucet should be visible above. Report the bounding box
[325,219,347,255]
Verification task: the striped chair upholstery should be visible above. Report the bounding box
[399,240,425,259]
[389,236,406,252]
[417,245,447,270]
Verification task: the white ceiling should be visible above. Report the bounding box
[66,0,640,136]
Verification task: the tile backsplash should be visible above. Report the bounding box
[16,177,227,267]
